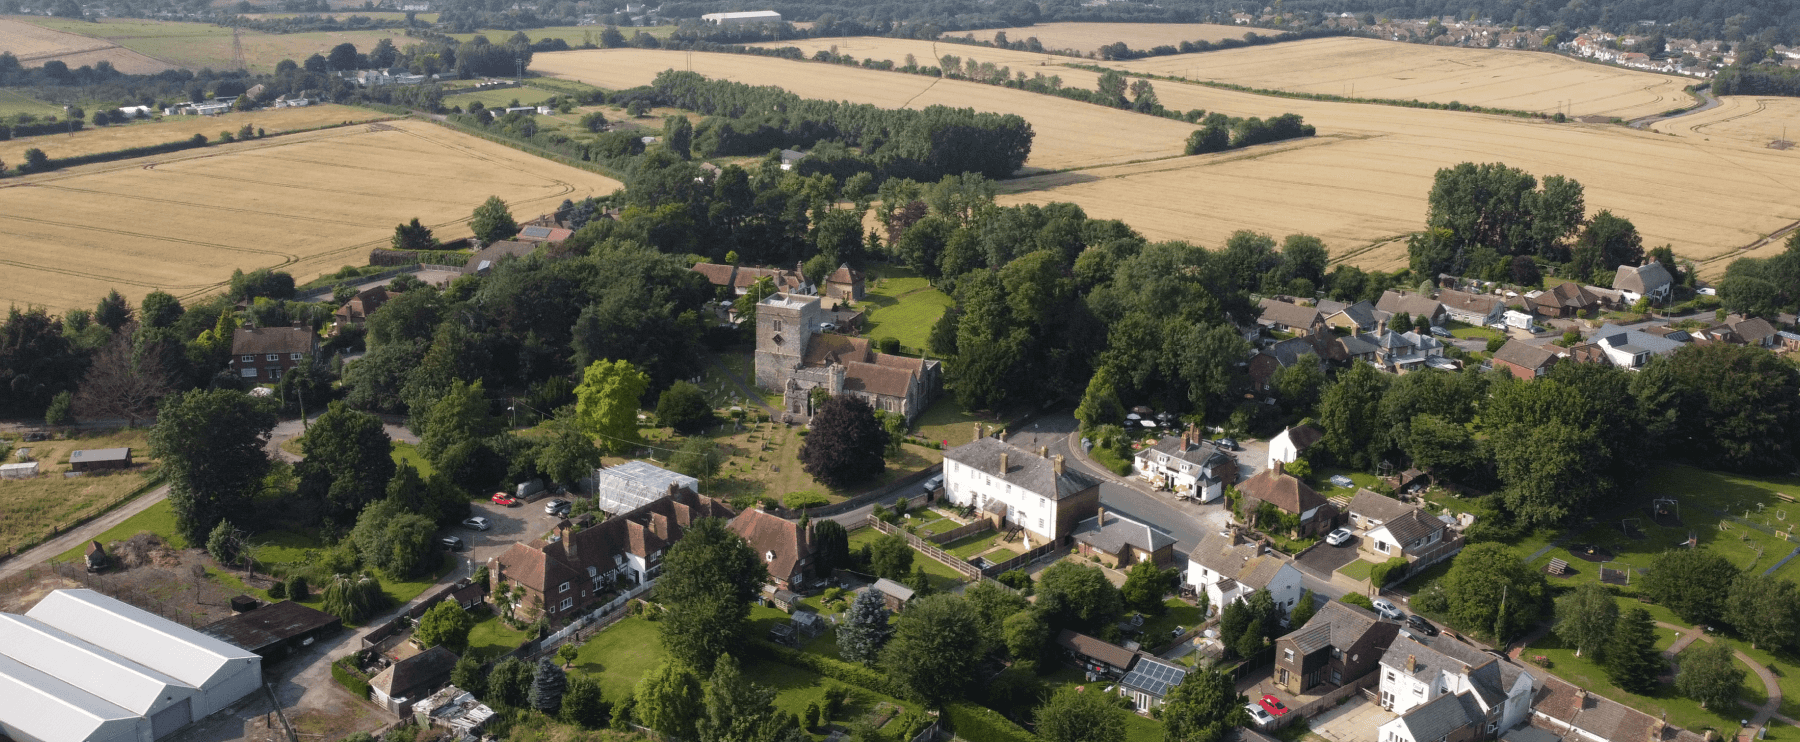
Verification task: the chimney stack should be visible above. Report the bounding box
[1573,688,1586,716]
[1053,454,1065,476]
[1040,446,1049,458]
[1407,654,1416,673]
[999,452,1009,475]
[975,423,984,441]
[1273,460,1285,476]
[561,523,577,557]
[1097,506,1106,524]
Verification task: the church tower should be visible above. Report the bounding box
[753,293,821,389]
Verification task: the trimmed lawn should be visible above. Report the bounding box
[848,527,970,592]
[466,606,532,662]
[1312,466,1382,499]
[943,530,1006,558]
[380,552,456,607]
[858,264,953,354]
[1137,598,1203,646]
[742,654,919,740]
[391,441,436,478]
[1522,624,1751,735]
[1336,558,1375,582]
[913,395,1002,450]
[571,615,667,702]
[1122,711,1164,742]
[249,528,324,570]
[443,87,557,109]
[1445,320,1504,341]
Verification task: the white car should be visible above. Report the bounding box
[461,516,490,531]
[1244,703,1275,727]
[1371,598,1404,621]
[1325,527,1354,546]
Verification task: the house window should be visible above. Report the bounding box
[290,352,302,360]
[560,597,573,611]
[1283,648,1295,662]
[266,353,280,361]
[559,582,571,593]
[1037,518,1044,530]
[240,368,258,378]
[587,566,597,577]
[1332,648,1342,659]
[1376,540,1391,553]
[240,354,254,362]
[773,319,782,332]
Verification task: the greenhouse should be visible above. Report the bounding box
[593,460,700,515]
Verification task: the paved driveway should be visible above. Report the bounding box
[1297,540,1362,578]
[1309,696,1395,742]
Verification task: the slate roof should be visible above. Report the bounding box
[942,437,1098,501]
[1613,262,1673,295]
[1072,510,1177,555]
[729,508,812,582]
[232,326,315,356]
[1237,466,1327,515]
[1493,339,1558,370]
[1592,324,1684,355]
[1376,290,1444,319]
[1189,532,1260,577]
[1732,317,1778,344]
[1288,622,1333,654]
[1382,635,1467,680]
[1321,300,1381,328]
[1346,489,1412,524]
[1274,424,1323,453]
[1139,434,1232,469]
[872,578,914,603]
[1257,298,1321,329]
[1393,691,1482,742]
[1265,336,1323,368]
[1336,334,1379,357]
[1311,600,1384,650]
[369,645,458,699]
[1057,629,1138,669]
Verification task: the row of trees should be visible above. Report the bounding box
[1311,343,1800,528]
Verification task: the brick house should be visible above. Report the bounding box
[333,285,388,329]
[1273,599,1398,695]
[487,488,734,622]
[1236,461,1337,537]
[728,508,815,591]
[1071,508,1176,568]
[230,327,318,381]
[1490,340,1558,380]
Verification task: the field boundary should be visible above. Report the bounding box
[1066,62,1556,121]
[3,471,164,565]
[424,113,627,181]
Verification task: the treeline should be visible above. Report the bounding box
[653,70,1034,181]
[1717,232,1800,317]
[1185,112,1315,153]
[1104,64,1554,121]
[937,25,1345,61]
[222,13,411,33]
[1714,64,1800,96]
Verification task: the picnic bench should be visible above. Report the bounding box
[1547,558,1570,576]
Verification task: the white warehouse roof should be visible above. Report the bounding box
[0,651,141,742]
[0,614,194,715]
[25,589,259,690]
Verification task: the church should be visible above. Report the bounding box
[753,293,941,423]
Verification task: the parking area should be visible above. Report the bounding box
[1308,695,1395,742]
[1296,538,1363,577]
[449,498,568,566]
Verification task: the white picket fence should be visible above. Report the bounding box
[541,581,654,649]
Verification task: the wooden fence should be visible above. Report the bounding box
[867,516,983,580]
[980,539,1062,577]
[924,518,993,546]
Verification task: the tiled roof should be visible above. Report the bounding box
[1276,425,1324,452]
[1438,289,1502,316]
[803,334,872,367]
[232,327,315,355]
[690,263,737,286]
[1376,290,1444,319]
[943,437,1098,501]
[826,263,859,284]
[871,353,927,373]
[1266,336,1323,367]
[729,509,811,583]
[842,361,915,399]
[1072,510,1176,556]
[1732,317,1778,344]
[1237,467,1326,515]
[1057,629,1138,669]
[1539,281,1599,309]
[1288,622,1332,654]
[1379,509,1442,545]
[1347,489,1413,524]
[1141,435,1233,469]
[1257,298,1321,329]
[370,645,458,698]
[1493,339,1557,370]
[1189,531,1260,577]
[1322,300,1380,327]
[493,489,733,599]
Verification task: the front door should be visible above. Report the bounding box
[1278,668,1289,686]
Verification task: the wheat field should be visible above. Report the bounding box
[0,17,175,73]
[532,49,1200,172]
[1652,96,1800,147]
[1109,36,1693,120]
[0,120,621,312]
[958,22,1254,54]
[652,41,1800,275]
[0,104,384,168]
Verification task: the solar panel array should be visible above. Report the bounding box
[1120,657,1187,698]
[520,226,552,239]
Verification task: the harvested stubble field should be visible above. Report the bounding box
[0,104,381,169]
[0,429,154,557]
[0,119,621,311]
[1652,95,1800,148]
[1109,36,1691,120]
[701,37,1800,276]
[958,22,1251,54]
[18,17,413,73]
[531,48,1199,172]
[754,36,1073,68]
[0,17,175,74]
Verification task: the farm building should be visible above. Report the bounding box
[68,448,131,472]
[701,10,781,25]
[591,460,700,515]
[369,646,459,716]
[0,589,262,742]
[199,601,342,662]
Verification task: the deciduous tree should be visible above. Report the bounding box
[655,380,712,432]
[1676,640,1744,710]
[656,518,767,672]
[469,195,518,243]
[800,395,890,488]
[1726,573,1799,652]
[1035,686,1126,742]
[1643,548,1739,625]
[151,389,277,544]
[880,593,981,703]
[1036,561,1124,634]
[1160,667,1250,742]
[1554,582,1618,658]
[561,675,609,728]
[1440,542,1548,642]
[575,359,649,454]
[635,661,702,740]
[414,600,474,653]
[296,402,395,529]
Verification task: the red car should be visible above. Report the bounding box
[1258,695,1290,717]
[490,493,520,506]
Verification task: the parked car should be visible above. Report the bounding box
[1325,527,1354,547]
[1244,704,1275,727]
[491,493,520,506]
[1406,615,1439,636]
[1429,325,1453,338]
[439,536,463,551]
[1372,598,1404,621]
[461,517,490,531]
[544,498,571,516]
[1329,474,1355,488]
[819,322,837,332]
[1258,695,1290,717]
[922,474,944,495]
[1219,438,1239,451]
